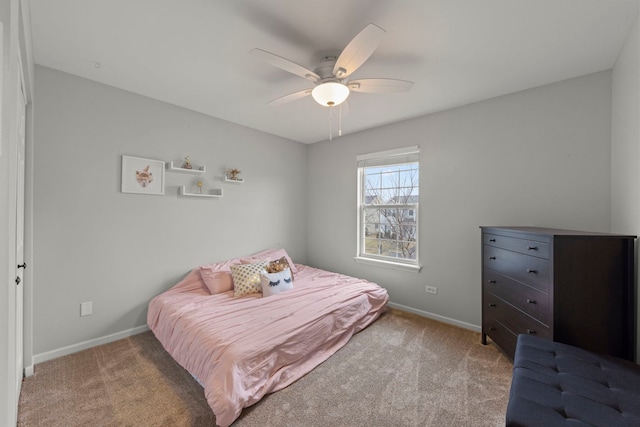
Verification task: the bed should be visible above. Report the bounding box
[147,248,389,427]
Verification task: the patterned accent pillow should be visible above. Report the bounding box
[243,256,295,280]
[269,256,294,281]
[246,248,297,273]
[231,261,268,297]
[260,268,294,297]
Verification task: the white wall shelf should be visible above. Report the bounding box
[179,186,223,198]
[167,161,206,174]
[224,177,244,183]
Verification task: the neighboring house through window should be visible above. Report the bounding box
[356,146,420,272]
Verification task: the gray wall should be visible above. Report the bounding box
[32,66,308,356]
[612,14,640,358]
[33,65,628,360]
[307,71,613,329]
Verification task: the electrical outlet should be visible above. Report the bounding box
[80,301,92,316]
[426,286,438,295]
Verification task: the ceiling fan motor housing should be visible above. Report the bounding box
[315,56,341,82]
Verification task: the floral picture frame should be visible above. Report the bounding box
[121,155,165,195]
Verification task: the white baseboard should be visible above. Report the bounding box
[24,364,34,377]
[387,301,481,332]
[30,305,477,366]
[33,325,150,365]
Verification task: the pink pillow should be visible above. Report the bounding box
[199,258,240,294]
[200,267,233,294]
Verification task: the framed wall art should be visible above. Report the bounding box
[121,155,165,195]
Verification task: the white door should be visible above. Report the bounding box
[15,60,27,394]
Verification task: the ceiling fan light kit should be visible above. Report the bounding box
[251,23,413,140]
[311,82,350,107]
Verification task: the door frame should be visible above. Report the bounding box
[14,48,26,394]
[1,1,35,425]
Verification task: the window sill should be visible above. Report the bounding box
[354,257,421,273]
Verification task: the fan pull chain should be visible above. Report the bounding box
[328,104,333,141]
[339,104,342,137]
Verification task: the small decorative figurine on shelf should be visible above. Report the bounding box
[182,156,192,169]
[192,178,206,194]
[227,168,241,180]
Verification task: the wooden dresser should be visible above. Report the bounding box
[480,226,636,361]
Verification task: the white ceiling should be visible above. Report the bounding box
[28,0,639,144]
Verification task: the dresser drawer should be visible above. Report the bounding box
[483,246,550,292]
[483,233,550,259]
[482,317,517,358]
[484,292,551,340]
[483,268,551,326]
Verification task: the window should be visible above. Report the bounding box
[356,146,420,271]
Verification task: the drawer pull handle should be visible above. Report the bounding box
[526,269,537,274]
[488,280,497,284]
[489,256,496,260]
[527,246,538,251]
[489,239,496,242]
[526,299,536,304]
[489,303,497,307]
[526,328,536,335]
[489,327,496,331]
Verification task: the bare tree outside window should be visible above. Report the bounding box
[361,162,418,262]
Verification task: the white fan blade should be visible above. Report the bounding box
[250,48,320,83]
[267,88,313,106]
[348,78,413,93]
[333,24,386,79]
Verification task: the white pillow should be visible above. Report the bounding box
[261,269,293,297]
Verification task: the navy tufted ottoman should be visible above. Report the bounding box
[506,334,640,426]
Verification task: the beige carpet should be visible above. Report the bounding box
[18,308,513,426]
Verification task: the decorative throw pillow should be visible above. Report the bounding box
[268,256,295,281]
[261,268,294,297]
[246,248,298,273]
[231,261,268,297]
[199,258,242,295]
[199,268,233,294]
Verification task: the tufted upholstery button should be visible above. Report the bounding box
[506,335,640,426]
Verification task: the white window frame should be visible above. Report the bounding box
[355,146,421,273]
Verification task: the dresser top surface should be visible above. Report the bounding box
[480,226,636,239]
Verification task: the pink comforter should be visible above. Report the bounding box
[147,264,388,426]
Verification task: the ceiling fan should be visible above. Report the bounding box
[250,23,413,108]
